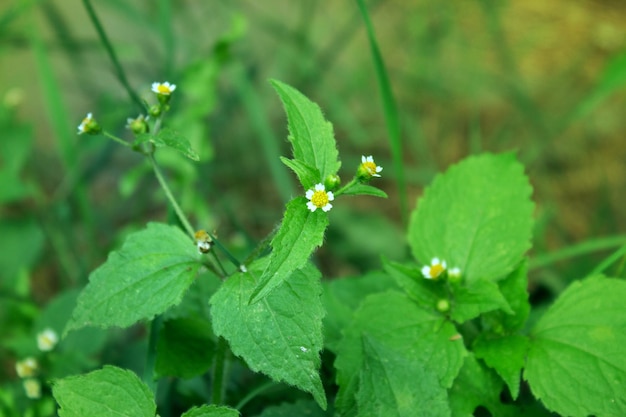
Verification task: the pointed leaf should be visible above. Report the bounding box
[210,262,326,409]
[250,197,328,303]
[53,365,155,417]
[135,127,200,161]
[339,182,388,198]
[482,260,530,333]
[279,157,320,190]
[270,79,340,180]
[450,279,513,323]
[357,336,450,417]
[525,276,626,417]
[409,153,533,283]
[66,223,201,333]
[181,405,240,417]
[473,334,529,399]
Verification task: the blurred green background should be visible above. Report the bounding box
[2,0,626,362]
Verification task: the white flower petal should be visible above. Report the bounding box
[305,189,314,199]
[322,203,333,212]
[306,202,318,212]
[421,266,432,279]
[326,191,335,201]
[314,183,325,191]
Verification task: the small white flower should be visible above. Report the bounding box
[361,155,383,177]
[23,378,41,399]
[151,81,176,95]
[194,230,212,254]
[239,265,248,273]
[421,257,447,279]
[37,328,59,352]
[448,267,461,279]
[15,357,38,378]
[300,346,308,352]
[77,112,94,134]
[305,183,334,212]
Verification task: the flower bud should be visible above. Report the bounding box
[126,114,150,135]
[324,174,341,191]
[77,112,101,135]
[436,299,450,313]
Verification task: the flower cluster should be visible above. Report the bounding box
[357,155,383,182]
[306,183,334,212]
[14,328,59,399]
[421,257,461,281]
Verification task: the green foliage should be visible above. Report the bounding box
[211,261,326,409]
[181,405,240,417]
[65,223,201,333]
[134,127,200,161]
[525,276,626,417]
[53,366,156,417]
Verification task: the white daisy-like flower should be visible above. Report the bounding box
[305,183,335,212]
[194,230,212,254]
[15,357,38,378]
[37,328,59,352]
[361,155,383,178]
[23,378,41,399]
[421,257,447,279]
[448,267,461,279]
[77,112,94,134]
[151,81,176,95]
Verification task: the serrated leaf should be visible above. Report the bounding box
[210,261,326,409]
[525,276,626,417]
[155,317,214,379]
[357,336,450,417]
[253,399,327,417]
[339,182,388,198]
[449,354,515,417]
[280,157,320,191]
[335,290,466,416]
[250,197,328,303]
[482,260,530,333]
[473,334,529,399]
[135,127,200,161]
[182,405,240,417]
[450,279,513,323]
[65,223,201,333]
[382,258,446,312]
[270,79,340,181]
[322,270,397,352]
[52,365,155,417]
[408,153,533,283]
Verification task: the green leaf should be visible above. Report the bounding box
[525,276,626,417]
[383,258,446,312]
[253,400,327,417]
[322,270,397,352]
[335,290,466,416]
[181,405,240,417]
[135,127,200,161]
[65,223,201,333]
[250,197,328,303]
[279,157,320,190]
[357,336,450,417]
[155,317,214,379]
[408,153,533,283]
[449,354,515,417]
[482,260,530,333]
[210,261,326,409]
[450,279,513,323]
[473,334,529,399]
[270,79,340,181]
[53,365,155,417]
[339,182,388,198]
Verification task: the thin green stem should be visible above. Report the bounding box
[589,243,626,276]
[529,235,626,271]
[334,178,359,197]
[211,337,228,404]
[149,153,195,238]
[82,0,145,111]
[144,315,163,394]
[103,131,131,147]
[234,381,281,411]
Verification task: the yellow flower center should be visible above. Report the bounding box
[430,263,445,278]
[157,84,171,94]
[311,190,330,208]
[362,161,378,175]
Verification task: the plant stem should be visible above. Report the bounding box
[211,337,228,404]
[82,0,145,111]
[144,315,163,394]
[333,178,358,197]
[103,131,131,147]
[234,381,281,410]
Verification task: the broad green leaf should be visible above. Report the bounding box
[339,182,388,198]
[53,365,155,417]
[482,260,530,333]
[250,197,328,303]
[135,127,200,161]
[473,334,529,399]
[182,405,240,417]
[450,279,512,323]
[335,290,466,416]
[253,399,328,417]
[449,354,515,417]
[408,153,533,283]
[155,317,214,379]
[210,261,326,409]
[525,276,626,417]
[270,79,340,181]
[65,223,201,333]
[383,258,446,312]
[280,157,320,191]
[357,336,450,417]
[322,270,396,352]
